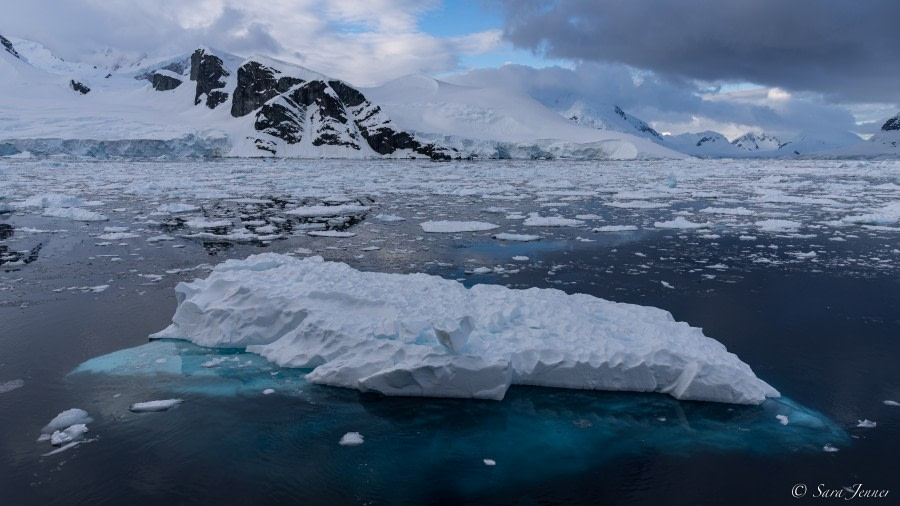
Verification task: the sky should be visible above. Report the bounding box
[2,0,898,140]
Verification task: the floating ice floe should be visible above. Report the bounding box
[776,415,789,425]
[493,233,541,242]
[756,219,802,232]
[483,459,496,466]
[857,419,876,428]
[593,225,638,232]
[130,399,183,412]
[374,214,405,222]
[884,400,900,406]
[523,213,584,227]
[420,221,499,233]
[286,205,370,218]
[654,217,709,229]
[0,379,24,393]
[38,408,94,454]
[150,253,780,404]
[700,207,754,216]
[157,203,201,214]
[339,432,364,446]
[307,231,356,238]
[42,207,108,221]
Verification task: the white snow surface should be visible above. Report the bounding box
[151,253,779,404]
[129,399,184,412]
[42,408,93,433]
[420,221,499,233]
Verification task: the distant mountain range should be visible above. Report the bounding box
[0,34,896,160]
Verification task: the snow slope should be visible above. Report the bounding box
[151,253,779,404]
[363,74,683,160]
[563,102,664,143]
[1,35,681,160]
[817,113,900,158]
[663,131,746,158]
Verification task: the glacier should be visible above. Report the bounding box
[150,253,779,404]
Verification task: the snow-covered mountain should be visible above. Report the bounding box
[0,36,454,159]
[562,102,665,143]
[820,112,900,158]
[362,74,681,159]
[662,131,746,158]
[731,132,786,151]
[0,35,681,160]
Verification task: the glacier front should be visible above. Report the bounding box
[150,253,779,404]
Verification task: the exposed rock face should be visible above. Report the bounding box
[614,105,664,141]
[134,59,189,82]
[882,113,900,132]
[1,35,20,59]
[249,73,452,159]
[70,80,91,95]
[189,49,229,109]
[731,132,786,151]
[152,72,183,91]
[231,61,304,117]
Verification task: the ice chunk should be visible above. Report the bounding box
[884,400,900,406]
[822,443,840,452]
[50,424,89,446]
[856,419,876,428]
[483,459,496,466]
[593,225,637,232]
[157,203,200,214]
[307,231,356,238]
[756,219,801,232]
[130,399,184,413]
[286,205,370,218]
[263,388,275,395]
[776,415,789,425]
[42,207,108,221]
[523,213,584,227]
[0,379,24,393]
[420,221,499,233]
[42,408,93,433]
[339,432,364,446]
[152,253,780,404]
[654,217,709,229]
[375,214,405,222]
[493,233,541,242]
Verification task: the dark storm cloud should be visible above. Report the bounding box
[497,0,900,102]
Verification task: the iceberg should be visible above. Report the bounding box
[150,254,779,404]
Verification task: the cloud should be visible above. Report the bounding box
[449,63,860,139]
[0,0,497,86]
[496,0,900,103]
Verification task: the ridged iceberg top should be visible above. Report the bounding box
[151,254,779,404]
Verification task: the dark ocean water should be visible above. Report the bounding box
[1,174,899,505]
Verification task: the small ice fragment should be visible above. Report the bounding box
[263,388,275,395]
[483,459,496,466]
[50,424,89,446]
[660,281,674,289]
[43,408,93,433]
[129,399,183,413]
[512,256,529,261]
[0,379,25,393]
[857,419,876,428]
[883,400,900,406]
[776,415,789,425]
[822,444,839,452]
[339,432,364,446]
